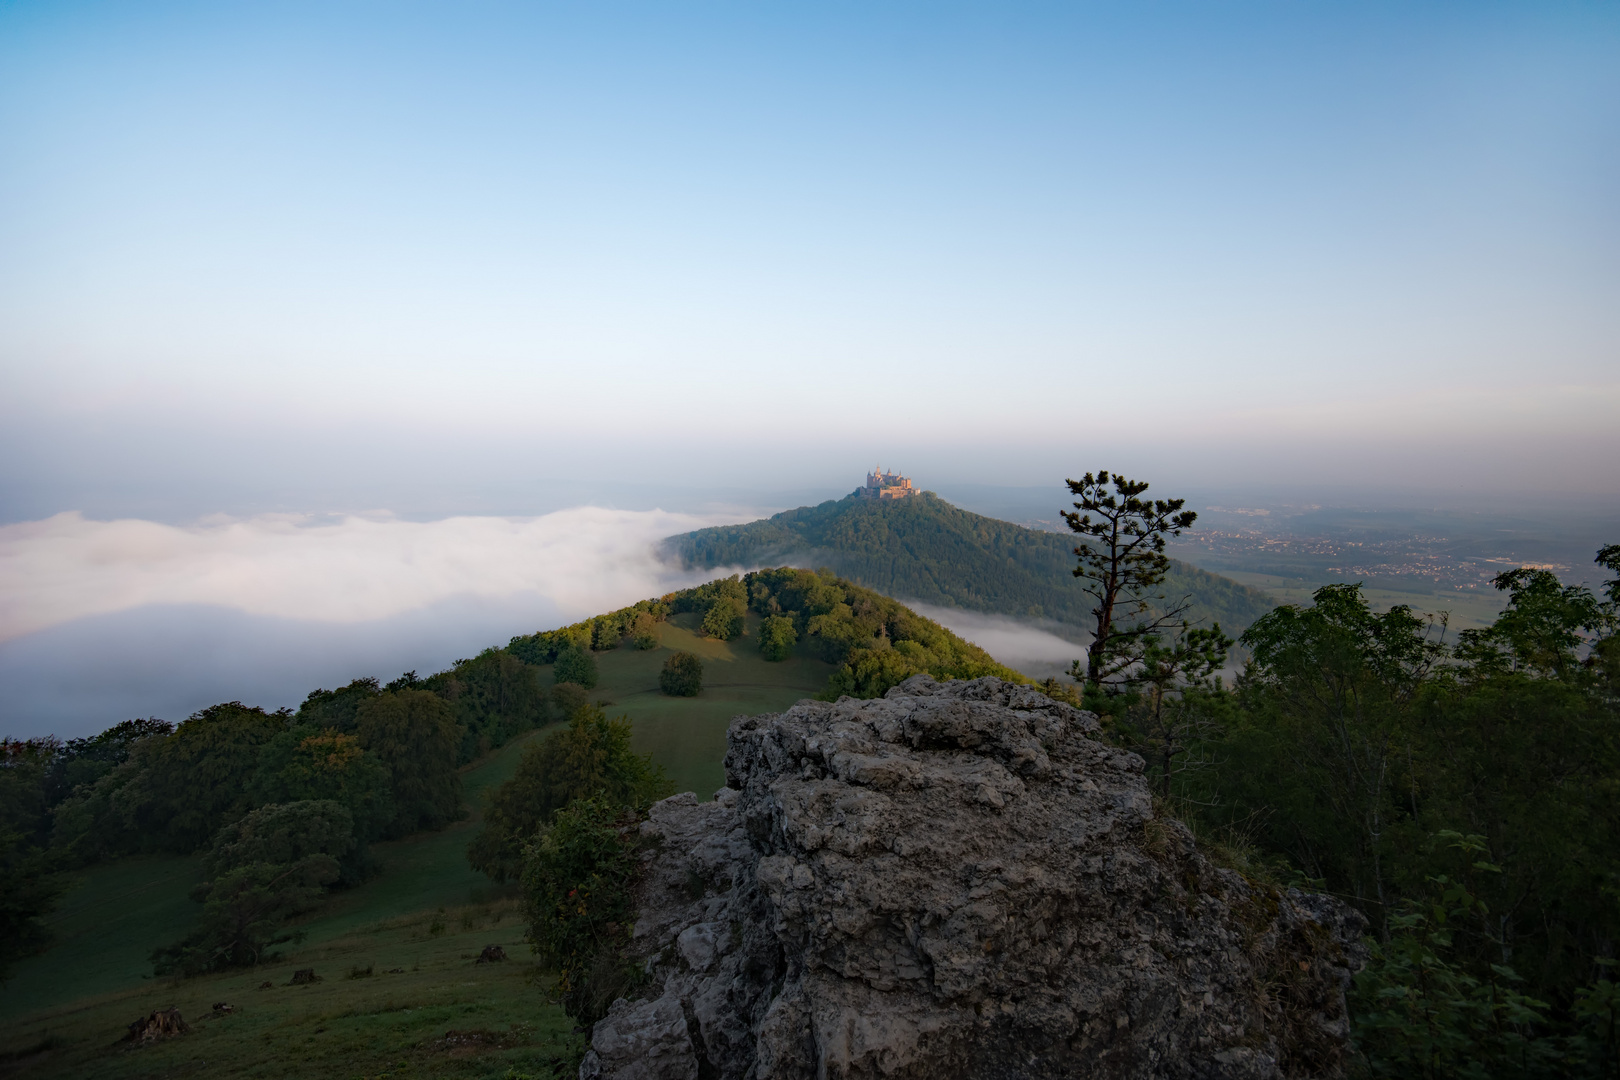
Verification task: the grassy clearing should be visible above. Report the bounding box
[2,615,831,1076]
[583,611,834,797]
[3,896,574,1080]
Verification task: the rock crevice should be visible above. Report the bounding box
[581,676,1365,1080]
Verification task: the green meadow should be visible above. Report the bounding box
[0,613,834,1078]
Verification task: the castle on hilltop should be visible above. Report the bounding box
[859,466,919,500]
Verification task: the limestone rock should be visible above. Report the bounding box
[582,676,1366,1080]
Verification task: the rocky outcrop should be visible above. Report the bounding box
[582,676,1365,1080]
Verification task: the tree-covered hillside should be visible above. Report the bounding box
[665,492,1273,638]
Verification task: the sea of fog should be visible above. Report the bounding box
[0,508,739,738]
[0,507,1085,739]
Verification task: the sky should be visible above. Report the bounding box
[1,1,1616,734]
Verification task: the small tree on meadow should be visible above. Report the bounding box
[553,647,599,690]
[660,652,703,697]
[469,707,669,883]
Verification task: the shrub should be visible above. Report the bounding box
[758,615,798,661]
[550,682,591,721]
[468,707,669,884]
[660,652,703,697]
[553,647,599,690]
[153,800,356,976]
[521,796,647,1024]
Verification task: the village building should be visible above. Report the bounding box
[859,467,919,499]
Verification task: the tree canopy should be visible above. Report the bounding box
[468,707,669,884]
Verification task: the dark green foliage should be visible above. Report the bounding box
[296,677,381,733]
[433,649,549,762]
[759,614,798,661]
[41,718,172,808]
[667,491,1271,637]
[1063,471,1199,686]
[468,708,669,884]
[550,682,591,720]
[125,702,292,853]
[1227,584,1448,917]
[354,690,464,836]
[683,575,747,640]
[521,796,647,1024]
[745,567,1027,699]
[1163,548,1620,1073]
[248,728,394,843]
[0,827,62,983]
[553,647,599,691]
[1114,624,1233,799]
[1352,833,1618,1078]
[153,801,354,976]
[507,601,668,666]
[659,652,704,697]
[0,739,67,982]
[1455,568,1607,679]
[204,799,357,880]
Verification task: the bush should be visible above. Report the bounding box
[553,647,599,690]
[550,682,591,721]
[759,615,798,661]
[468,708,669,884]
[660,652,703,697]
[153,800,356,976]
[521,796,647,1023]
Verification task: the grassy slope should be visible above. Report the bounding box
[668,493,1276,637]
[1,616,831,1077]
[585,610,835,798]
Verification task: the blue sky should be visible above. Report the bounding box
[1,0,1617,519]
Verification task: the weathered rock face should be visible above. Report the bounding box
[582,676,1365,1080]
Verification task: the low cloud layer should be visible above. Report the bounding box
[0,507,735,642]
[904,601,1085,683]
[0,508,1099,738]
[0,507,745,738]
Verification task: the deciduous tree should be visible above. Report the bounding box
[355,690,463,836]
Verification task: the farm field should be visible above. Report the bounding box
[0,612,833,1077]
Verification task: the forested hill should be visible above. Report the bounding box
[665,492,1274,637]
